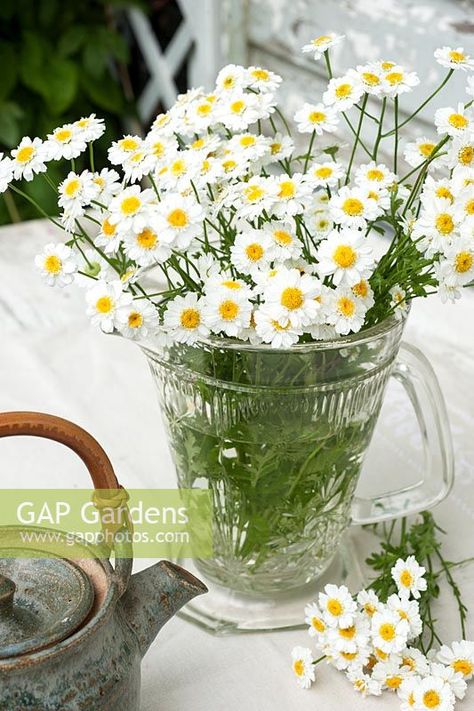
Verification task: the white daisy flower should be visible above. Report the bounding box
[387,593,423,639]
[215,64,247,93]
[291,646,315,689]
[217,91,276,132]
[357,589,382,618]
[434,103,472,138]
[123,225,171,267]
[412,198,460,255]
[444,137,474,170]
[329,186,380,229]
[316,229,375,286]
[404,137,439,168]
[323,75,364,112]
[263,222,302,261]
[90,168,121,205]
[245,66,282,93]
[73,114,105,142]
[302,33,345,60]
[155,194,203,249]
[326,286,367,335]
[272,173,314,216]
[371,608,410,654]
[372,659,407,691]
[355,161,396,189]
[306,161,344,188]
[326,613,370,654]
[391,556,427,599]
[204,289,252,338]
[150,111,174,137]
[346,665,383,697]
[11,137,48,181]
[122,148,155,182]
[34,243,77,287]
[437,640,474,679]
[45,124,87,160]
[228,132,271,161]
[325,644,371,671]
[412,675,456,711]
[308,208,334,237]
[95,215,122,253]
[144,133,178,170]
[430,662,467,700]
[254,304,302,348]
[108,135,143,165]
[398,675,423,711]
[440,239,474,286]
[263,132,294,163]
[420,176,455,206]
[156,150,202,192]
[434,46,474,72]
[163,293,210,345]
[263,267,322,328]
[451,165,474,193]
[381,66,420,97]
[454,188,474,222]
[318,583,357,629]
[182,95,221,134]
[293,102,339,135]
[204,274,253,301]
[435,262,463,303]
[116,300,159,340]
[0,153,13,192]
[232,176,277,219]
[351,64,384,96]
[216,151,250,181]
[351,278,375,309]
[85,280,131,333]
[400,648,430,676]
[58,170,96,214]
[304,601,328,639]
[108,185,156,235]
[230,229,273,275]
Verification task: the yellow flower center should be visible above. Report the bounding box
[341,652,357,661]
[435,187,453,202]
[379,623,396,642]
[339,625,356,640]
[386,72,403,85]
[423,690,441,709]
[96,296,113,314]
[222,159,237,172]
[311,616,325,633]
[363,602,376,616]
[120,196,141,216]
[44,255,62,274]
[354,679,367,693]
[448,113,468,129]
[180,308,201,329]
[270,142,282,154]
[196,103,211,116]
[272,319,289,332]
[219,300,239,321]
[130,151,145,164]
[458,146,473,165]
[120,137,139,151]
[375,648,389,660]
[408,692,416,706]
[333,244,356,268]
[102,218,116,237]
[386,676,402,689]
[337,296,355,317]
[171,159,186,175]
[230,100,245,114]
[402,656,416,671]
[367,169,384,181]
[245,243,264,261]
[128,311,143,329]
[251,68,269,80]
[240,135,256,147]
[352,280,368,298]
[94,176,105,188]
[435,213,454,235]
[16,145,35,163]
[281,287,304,311]
[273,229,293,246]
[64,178,81,197]
[278,180,295,198]
[136,228,158,250]
[381,61,395,70]
[167,208,189,228]
[313,35,331,46]
[449,50,466,63]
[465,199,474,215]
[453,659,473,676]
[221,280,241,290]
[55,129,72,143]
[400,569,413,588]
[316,218,330,230]
[335,83,352,98]
[244,184,265,202]
[293,660,304,677]
[362,72,380,86]
[315,166,333,179]
[419,142,435,157]
[77,118,89,128]
[309,111,327,123]
[222,76,235,89]
[342,198,364,216]
[191,139,205,151]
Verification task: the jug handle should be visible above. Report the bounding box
[0,411,132,597]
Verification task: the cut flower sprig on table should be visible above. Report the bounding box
[291,513,473,711]
[0,35,472,345]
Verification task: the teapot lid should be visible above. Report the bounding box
[0,553,94,658]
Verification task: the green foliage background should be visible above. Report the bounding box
[0,0,143,224]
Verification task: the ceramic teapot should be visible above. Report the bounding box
[0,411,207,711]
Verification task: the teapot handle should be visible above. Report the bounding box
[0,411,132,597]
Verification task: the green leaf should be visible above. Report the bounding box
[82,41,109,78]
[57,25,89,57]
[0,44,17,100]
[20,31,48,95]
[0,102,24,147]
[80,73,124,114]
[43,59,78,114]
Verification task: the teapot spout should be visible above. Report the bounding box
[121,561,207,657]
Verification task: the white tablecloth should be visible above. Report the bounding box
[1,219,473,710]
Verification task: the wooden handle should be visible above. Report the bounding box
[0,412,120,491]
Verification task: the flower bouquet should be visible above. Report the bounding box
[3,33,470,628]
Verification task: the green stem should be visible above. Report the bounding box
[89,143,95,172]
[393,96,399,174]
[304,130,316,172]
[345,93,368,184]
[9,184,63,230]
[372,98,387,160]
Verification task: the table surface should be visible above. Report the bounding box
[1,219,473,711]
